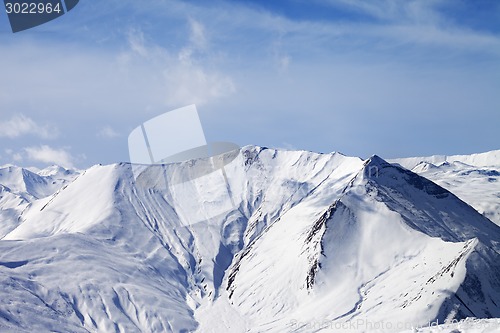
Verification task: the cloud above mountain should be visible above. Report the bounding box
[23,145,77,168]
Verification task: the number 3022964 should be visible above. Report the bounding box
[5,2,62,14]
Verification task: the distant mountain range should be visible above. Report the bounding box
[0,146,499,333]
[390,150,500,226]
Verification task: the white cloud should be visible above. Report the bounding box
[122,24,235,108]
[188,18,208,51]
[0,114,58,139]
[0,0,498,165]
[162,62,236,107]
[3,149,22,164]
[169,19,235,105]
[320,0,442,24]
[12,152,23,162]
[128,31,149,57]
[308,0,500,53]
[24,145,75,168]
[98,126,120,139]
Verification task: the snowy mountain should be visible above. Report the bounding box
[0,165,78,238]
[390,150,500,226]
[0,146,499,333]
[389,150,500,170]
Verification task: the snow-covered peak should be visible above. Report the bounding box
[0,164,79,200]
[411,161,440,173]
[361,155,500,247]
[37,164,78,178]
[0,146,499,333]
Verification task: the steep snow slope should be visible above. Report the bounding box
[389,151,500,226]
[0,147,499,333]
[219,155,500,333]
[2,148,363,332]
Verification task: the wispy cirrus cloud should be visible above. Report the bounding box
[122,20,235,108]
[0,0,498,167]
[312,0,500,52]
[0,114,58,139]
[321,0,442,24]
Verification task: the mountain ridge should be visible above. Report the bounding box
[0,146,499,332]
[389,149,500,170]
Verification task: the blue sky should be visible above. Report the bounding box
[0,0,499,168]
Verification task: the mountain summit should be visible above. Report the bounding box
[0,146,499,333]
